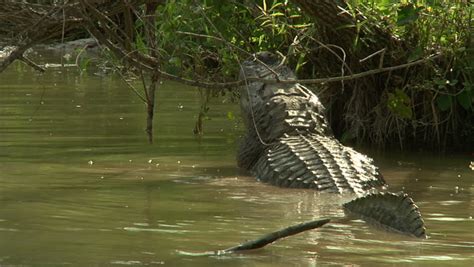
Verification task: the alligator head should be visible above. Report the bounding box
[239,52,332,142]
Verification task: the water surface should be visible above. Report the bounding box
[0,60,473,266]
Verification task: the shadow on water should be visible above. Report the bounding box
[0,60,473,266]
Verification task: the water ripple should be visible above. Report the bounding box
[426,217,471,222]
[122,226,194,234]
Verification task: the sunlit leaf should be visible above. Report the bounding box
[227,111,235,121]
[79,58,92,72]
[169,57,181,67]
[295,53,306,73]
[270,12,285,17]
[387,89,413,119]
[395,89,410,103]
[269,2,283,11]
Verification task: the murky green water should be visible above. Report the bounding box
[1,59,473,266]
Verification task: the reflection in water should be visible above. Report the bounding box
[0,62,473,266]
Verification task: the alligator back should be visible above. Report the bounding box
[252,134,385,196]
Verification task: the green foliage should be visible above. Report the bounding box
[226,111,236,121]
[436,94,451,112]
[135,0,310,82]
[134,0,312,135]
[352,0,473,148]
[388,89,413,119]
[457,83,473,111]
[120,0,472,149]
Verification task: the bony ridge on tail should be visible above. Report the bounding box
[237,51,426,238]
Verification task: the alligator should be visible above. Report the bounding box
[237,51,427,238]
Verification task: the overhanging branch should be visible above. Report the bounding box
[153,53,442,89]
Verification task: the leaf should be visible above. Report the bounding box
[260,19,272,27]
[408,46,423,62]
[425,0,441,7]
[456,90,472,110]
[135,34,147,52]
[436,95,452,111]
[227,111,235,121]
[258,35,265,46]
[397,4,422,26]
[269,2,283,11]
[340,131,355,144]
[291,23,312,29]
[387,89,413,119]
[79,58,92,72]
[395,88,410,103]
[448,79,458,86]
[270,12,285,17]
[295,53,307,74]
[169,57,181,67]
[398,104,413,119]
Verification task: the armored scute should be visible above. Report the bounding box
[238,51,426,238]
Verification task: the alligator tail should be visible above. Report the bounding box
[342,192,427,238]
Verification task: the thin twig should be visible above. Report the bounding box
[115,70,148,103]
[0,44,34,73]
[74,42,92,73]
[20,55,46,72]
[175,30,280,78]
[152,53,442,89]
[60,2,67,67]
[359,48,386,63]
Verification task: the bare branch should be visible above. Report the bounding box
[20,55,46,73]
[221,218,330,254]
[151,53,442,89]
[0,44,34,73]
